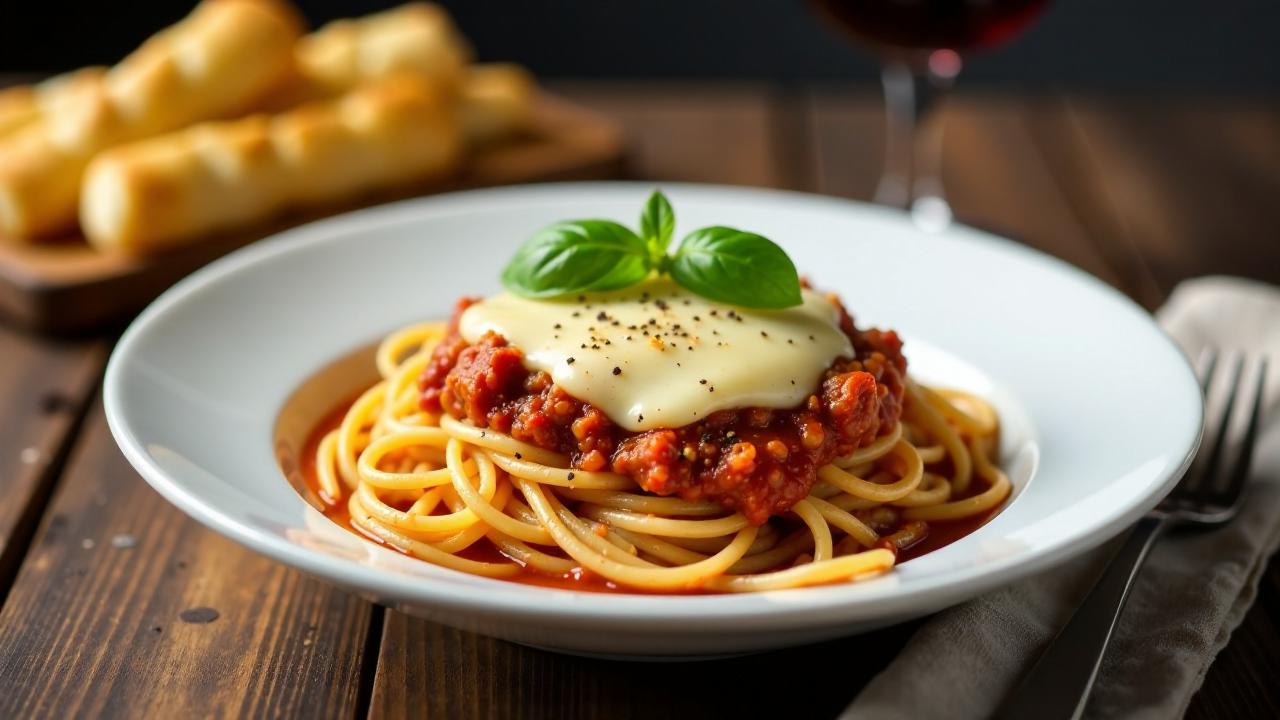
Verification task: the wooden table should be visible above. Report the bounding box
[1,83,1277,718]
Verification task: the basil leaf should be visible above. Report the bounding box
[639,190,675,255]
[669,226,802,309]
[501,220,650,298]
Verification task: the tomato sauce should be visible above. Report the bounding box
[296,395,999,594]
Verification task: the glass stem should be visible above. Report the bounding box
[874,51,961,231]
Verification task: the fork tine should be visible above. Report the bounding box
[1218,356,1268,509]
[1181,350,1243,497]
[1196,346,1219,392]
[1181,346,1219,493]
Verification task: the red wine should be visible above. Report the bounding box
[811,0,1049,53]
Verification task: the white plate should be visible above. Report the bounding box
[104,183,1202,657]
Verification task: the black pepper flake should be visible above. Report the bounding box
[809,334,815,341]
[699,379,707,384]
[571,311,581,317]
[693,315,701,321]
[638,414,644,422]
[515,452,523,459]
[708,386,715,393]
[605,340,612,345]
[760,331,768,338]
[567,357,576,364]
[790,380,796,385]
[787,338,794,344]
[626,335,633,341]
[596,311,608,321]
[655,299,669,310]
[612,366,622,375]
[554,323,562,329]
[580,343,587,349]
[710,309,719,316]
[687,346,693,350]
[591,344,600,350]
[567,472,576,480]
[648,318,657,325]
[612,320,620,326]
[683,299,692,306]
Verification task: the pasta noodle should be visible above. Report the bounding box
[309,321,1011,593]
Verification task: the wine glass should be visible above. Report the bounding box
[810,0,1050,231]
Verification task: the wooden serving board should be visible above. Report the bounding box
[0,93,626,334]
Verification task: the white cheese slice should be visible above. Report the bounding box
[458,277,853,432]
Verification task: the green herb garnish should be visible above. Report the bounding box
[500,190,802,309]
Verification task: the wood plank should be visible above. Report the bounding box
[551,81,793,188]
[0,400,375,718]
[1031,97,1280,302]
[0,325,105,593]
[369,612,916,719]
[806,90,1130,294]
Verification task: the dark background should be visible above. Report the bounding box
[1,0,1277,94]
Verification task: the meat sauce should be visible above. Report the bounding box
[298,398,1001,595]
[420,297,909,525]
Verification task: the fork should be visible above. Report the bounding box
[994,348,1268,720]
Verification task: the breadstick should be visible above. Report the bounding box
[459,63,536,147]
[292,2,471,100]
[81,74,462,253]
[0,67,106,138]
[0,0,302,240]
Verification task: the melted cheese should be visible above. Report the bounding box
[458,278,853,431]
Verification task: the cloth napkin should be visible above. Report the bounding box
[843,276,1280,720]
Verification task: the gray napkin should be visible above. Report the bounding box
[843,276,1280,720]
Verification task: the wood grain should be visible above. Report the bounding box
[0,93,626,334]
[550,82,792,188]
[369,612,916,719]
[1036,97,1280,298]
[0,326,104,593]
[0,401,375,719]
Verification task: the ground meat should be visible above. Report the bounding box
[421,296,907,525]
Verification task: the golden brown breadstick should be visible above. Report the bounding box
[293,2,471,99]
[459,63,536,147]
[80,74,462,253]
[0,67,106,138]
[0,0,302,240]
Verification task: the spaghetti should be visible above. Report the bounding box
[309,320,1012,593]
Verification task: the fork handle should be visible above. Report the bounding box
[993,516,1168,720]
